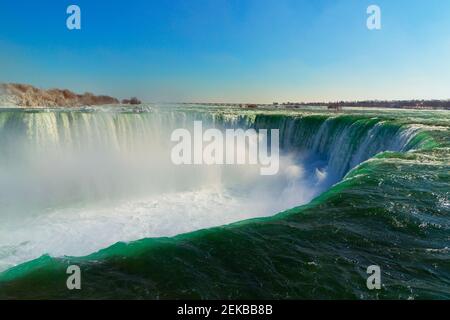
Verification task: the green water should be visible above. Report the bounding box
[0,106,448,299]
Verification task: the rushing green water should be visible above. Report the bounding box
[0,105,448,299]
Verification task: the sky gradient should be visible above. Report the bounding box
[1,0,449,103]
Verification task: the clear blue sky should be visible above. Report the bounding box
[0,0,449,103]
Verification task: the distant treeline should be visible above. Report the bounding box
[183,100,450,110]
[276,100,450,110]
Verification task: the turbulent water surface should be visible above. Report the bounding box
[0,105,448,299]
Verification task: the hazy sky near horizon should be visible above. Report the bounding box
[0,0,449,103]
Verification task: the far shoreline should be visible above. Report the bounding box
[1,82,449,110]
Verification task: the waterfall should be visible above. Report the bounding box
[0,106,422,271]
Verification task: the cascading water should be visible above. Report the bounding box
[0,106,424,273]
